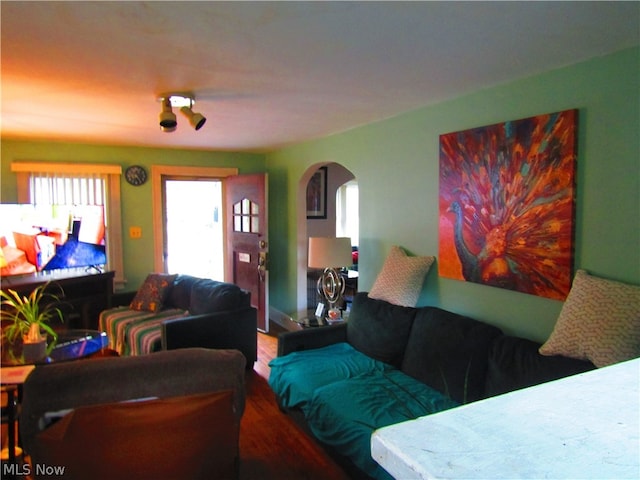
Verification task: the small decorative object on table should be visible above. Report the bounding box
[327,307,342,321]
[308,237,353,320]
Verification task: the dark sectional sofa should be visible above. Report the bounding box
[269,292,595,480]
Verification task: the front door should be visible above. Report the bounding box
[163,179,224,281]
[225,173,269,331]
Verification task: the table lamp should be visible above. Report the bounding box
[308,237,353,319]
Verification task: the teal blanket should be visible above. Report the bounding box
[268,342,390,409]
[306,369,459,479]
[268,343,459,480]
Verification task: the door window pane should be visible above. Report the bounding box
[233,198,260,233]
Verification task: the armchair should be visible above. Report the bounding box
[100,274,258,367]
[20,348,246,480]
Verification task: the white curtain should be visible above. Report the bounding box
[29,173,106,207]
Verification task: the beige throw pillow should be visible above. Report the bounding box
[539,269,640,367]
[368,245,435,307]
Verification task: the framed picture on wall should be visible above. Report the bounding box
[438,109,578,300]
[307,166,327,219]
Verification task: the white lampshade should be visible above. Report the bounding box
[308,237,353,269]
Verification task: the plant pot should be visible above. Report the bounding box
[1,338,22,366]
[23,339,47,363]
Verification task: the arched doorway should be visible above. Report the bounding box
[296,162,358,312]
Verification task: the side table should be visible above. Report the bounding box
[1,329,110,475]
[290,309,347,329]
[1,370,31,470]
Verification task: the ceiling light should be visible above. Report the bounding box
[157,93,206,132]
[158,97,177,132]
[180,106,207,130]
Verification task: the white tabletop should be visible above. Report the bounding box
[371,358,640,479]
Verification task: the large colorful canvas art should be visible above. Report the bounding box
[439,109,578,300]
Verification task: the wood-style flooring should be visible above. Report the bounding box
[239,325,351,480]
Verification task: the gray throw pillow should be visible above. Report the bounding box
[189,279,245,315]
[346,292,417,368]
[168,275,200,310]
[401,307,502,403]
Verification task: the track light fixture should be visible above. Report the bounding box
[159,97,177,132]
[180,106,207,130]
[157,93,207,132]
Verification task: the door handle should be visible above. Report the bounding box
[258,251,268,282]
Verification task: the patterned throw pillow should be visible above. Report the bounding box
[130,273,177,312]
[539,269,640,367]
[368,246,435,307]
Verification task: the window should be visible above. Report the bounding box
[336,180,358,246]
[233,198,260,233]
[29,174,106,205]
[11,162,124,288]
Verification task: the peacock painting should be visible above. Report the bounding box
[439,109,578,300]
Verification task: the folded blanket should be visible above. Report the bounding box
[99,307,188,355]
[268,342,390,409]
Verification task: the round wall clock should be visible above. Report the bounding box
[125,165,148,186]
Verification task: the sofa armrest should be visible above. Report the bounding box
[20,348,246,455]
[161,306,257,367]
[277,323,348,357]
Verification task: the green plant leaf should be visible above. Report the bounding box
[1,282,65,344]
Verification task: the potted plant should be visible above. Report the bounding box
[1,282,64,364]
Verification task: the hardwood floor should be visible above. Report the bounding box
[239,325,351,480]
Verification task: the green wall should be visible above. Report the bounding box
[2,48,638,343]
[0,141,265,290]
[266,47,640,343]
